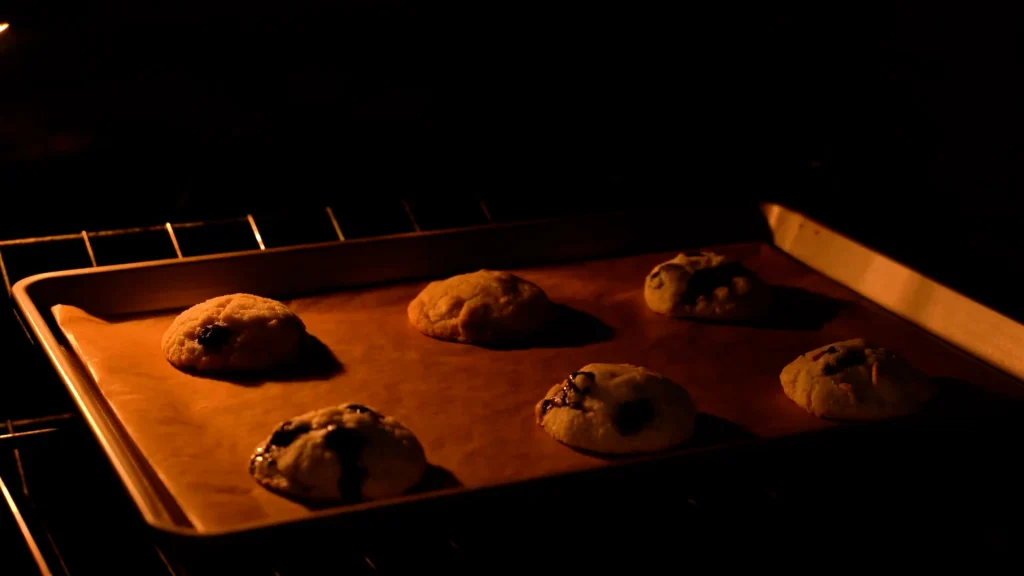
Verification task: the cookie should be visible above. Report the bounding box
[535,363,697,454]
[407,269,552,346]
[162,293,306,373]
[779,338,934,420]
[249,403,427,503]
[644,251,769,320]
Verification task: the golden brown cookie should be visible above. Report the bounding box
[779,338,934,420]
[535,363,697,454]
[162,293,306,373]
[407,270,551,346]
[644,251,769,320]
[250,403,427,503]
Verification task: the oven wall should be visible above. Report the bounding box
[0,1,1019,314]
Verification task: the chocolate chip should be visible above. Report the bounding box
[539,391,582,417]
[322,424,367,502]
[268,421,312,448]
[539,372,594,416]
[345,404,374,415]
[196,323,232,350]
[680,261,749,305]
[823,348,867,376]
[612,399,655,436]
[567,371,594,391]
[811,346,839,361]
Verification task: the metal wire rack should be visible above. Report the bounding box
[0,199,433,296]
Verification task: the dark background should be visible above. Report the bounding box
[0,1,1020,314]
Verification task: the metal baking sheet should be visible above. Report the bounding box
[13,203,1024,538]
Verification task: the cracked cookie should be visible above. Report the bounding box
[249,403,427,503]
[161,293,306,373]
[407,269,552,346]
[779,338,934,420]
[535,363,696,454]
[644,251,769,320]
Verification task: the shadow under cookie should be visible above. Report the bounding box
[189,333,344,385]
[686,413,756,447]
[927,377,1024,419]
[483,304,615,350]
[804,376,1015,425]
[559,412,754,461]
[408,465,463,494]
[684,286,846,331]
[268,464,461,511]
[757,286,847,330]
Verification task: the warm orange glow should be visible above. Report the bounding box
[0,23,10,35]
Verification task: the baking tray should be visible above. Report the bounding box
[12,202,1024,541]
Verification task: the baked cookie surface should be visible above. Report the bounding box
[161,293,307,374]
[779,338,934,420]
[644,251,769,320]
[249,403,427,503]
[407,270,551,345]
[535,363,696,455]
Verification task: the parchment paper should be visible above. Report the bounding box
[52,242,1024,533]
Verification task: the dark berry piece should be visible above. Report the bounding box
[811,346,839,362]
[612,399,655,436]
[196,323,232,350]
[322,425,367,502]
[568,371,594,390]
[823,348,867,376]
[539,372,594,417]
[268,421,312,448]
[680,261,749,305]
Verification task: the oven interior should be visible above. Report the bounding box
[3,2,1023,574]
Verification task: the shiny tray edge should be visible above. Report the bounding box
[763,203,1024,382]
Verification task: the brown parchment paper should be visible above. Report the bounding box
[52,242,1024,533]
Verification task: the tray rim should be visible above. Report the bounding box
[11,202,1024,538]
[762,204,1024,381]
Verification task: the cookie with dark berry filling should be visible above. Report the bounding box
[161,293,306,373]
[779,338,934,420]
[644,251,770,320]
[535,363,696,455]
[250,403,427,503]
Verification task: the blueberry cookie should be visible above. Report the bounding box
[644,251,769,320]
[779,338,934,420]
[161,293,306,373]
[250,403,427,503]
[407,269,552,346]
[535,363,696,455]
